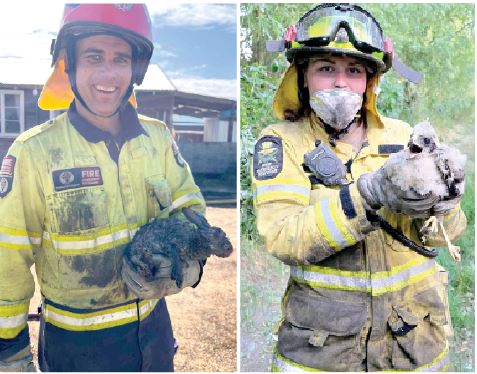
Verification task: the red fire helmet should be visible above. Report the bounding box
[51,3,153,86]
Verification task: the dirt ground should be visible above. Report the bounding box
[27,207,237,372]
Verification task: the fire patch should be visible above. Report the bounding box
[0,155,15,198]
[53,167,103,191]
[253,136,283,180]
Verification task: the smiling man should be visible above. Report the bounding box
[0,4,205,372]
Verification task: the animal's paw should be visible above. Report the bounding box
[420,216,439,235]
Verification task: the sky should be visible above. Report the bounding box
[0,2,237,100]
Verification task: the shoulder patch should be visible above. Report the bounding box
[0,155,16,198]
[254,136,283,180]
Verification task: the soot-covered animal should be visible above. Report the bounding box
[381,120,466,260]
[125,207,233,287]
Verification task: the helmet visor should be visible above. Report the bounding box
[296,5,384,53]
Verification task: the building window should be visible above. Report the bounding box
[0,90,24,137]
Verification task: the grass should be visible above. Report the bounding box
[240,238,289,372]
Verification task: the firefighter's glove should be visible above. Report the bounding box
[303,141,347,186]
[122,256,201,300]
[0,346,36,372]
[357,168,440,218]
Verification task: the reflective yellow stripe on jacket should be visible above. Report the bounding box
[42,225,133,255]
[291,257,438,296]
[0,227,41,251]
[254,178,310,205]
[43,299,159,332]
[0,302,29,339]
[314,195,357,248]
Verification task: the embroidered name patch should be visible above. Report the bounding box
[0,155,15,198]
[53,167,103,191]
[253,136,283,180]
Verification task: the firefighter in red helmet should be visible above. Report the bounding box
[0,4,205,371]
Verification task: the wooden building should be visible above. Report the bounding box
[0,58,236,180]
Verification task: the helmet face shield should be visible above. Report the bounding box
[296,5,384,54]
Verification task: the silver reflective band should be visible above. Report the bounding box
[0,313,28,328]
[159,192,203,217]
[43,228,130,251]
[291,259,436,295]
[44,307,137,327]
[291,266,369,291]
[371,259,435,292]
[0,231,41,246]
[319,199,351,248]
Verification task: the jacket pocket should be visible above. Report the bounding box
[46,186,109,234]
[145,174,172,218]
[44,187,126,300]
[278,285,368,371]
[388,283,449,370]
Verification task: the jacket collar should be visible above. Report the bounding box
[67,101,148,144]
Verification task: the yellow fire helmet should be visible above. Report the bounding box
[266,3,421,121]
[38,4,154,111]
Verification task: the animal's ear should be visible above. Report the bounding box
[182,208,210,229]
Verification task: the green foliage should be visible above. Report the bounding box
[240,62,284,239]
[366,3,475,129]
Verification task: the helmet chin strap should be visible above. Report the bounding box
[320,114,361,147]
[70,80,133,119]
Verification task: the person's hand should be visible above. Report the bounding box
[122,255,201,300]
[357,168,440,218]
[0,346,36,372]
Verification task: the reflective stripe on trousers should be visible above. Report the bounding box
[271,343,450,372]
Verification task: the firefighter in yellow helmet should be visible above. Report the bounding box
[0,4,205,371]
[252,4,467,371]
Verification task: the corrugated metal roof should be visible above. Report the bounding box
[136,64,176,91]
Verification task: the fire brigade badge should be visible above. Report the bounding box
[0,155,15,198]
[253,136,283,180]
[114,4,133,12]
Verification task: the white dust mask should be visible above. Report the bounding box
[309,88,363,130]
